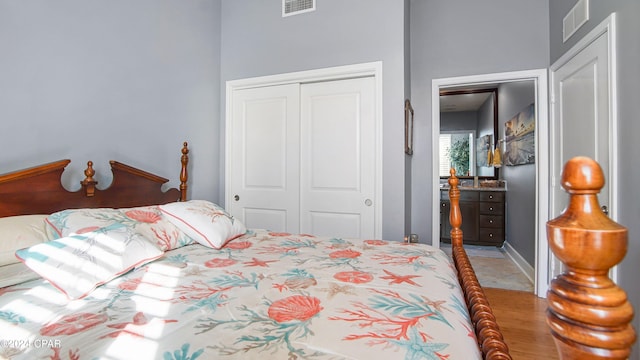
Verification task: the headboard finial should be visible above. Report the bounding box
[81,161,98,197]
[546,156,636,360]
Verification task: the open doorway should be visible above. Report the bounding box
[431,69,550,297]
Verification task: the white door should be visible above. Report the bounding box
[549,16,616,279]
[228,84,301,233]
[300,77,376,239]
[228,77,377,239]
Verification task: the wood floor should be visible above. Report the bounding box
[484,287,559,360]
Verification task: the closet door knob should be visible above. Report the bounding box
[234,195,240,201]
[365,199,373,206]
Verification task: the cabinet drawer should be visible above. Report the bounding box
[479,228,504,243]
[480,191,504,202]
[480,214,504,228]
[479,202,504,215]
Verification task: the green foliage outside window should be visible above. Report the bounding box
[446,137,470,176]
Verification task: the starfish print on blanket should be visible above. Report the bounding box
[380,269,422,286]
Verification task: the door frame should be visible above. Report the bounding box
[431,69,549,296]
[225,61,384,239]
[549,14,618,282]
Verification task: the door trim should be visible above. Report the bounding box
[431,69,549,296]
[549,14,618,281]
[225,62,384,239]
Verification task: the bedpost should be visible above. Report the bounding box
[448,168,511,360]
[448,168,463,247]
[179,142,189,201]
[546,156,636,359]
[81,161,98,197]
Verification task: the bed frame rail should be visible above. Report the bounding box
[448,169,512,359]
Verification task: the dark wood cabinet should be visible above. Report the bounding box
[440,189,505,246]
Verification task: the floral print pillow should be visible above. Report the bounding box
[45,208,119,239]
[45,206,193,251]
[120,206,193,251]
[15,224,164,299]
[159,200,247,249]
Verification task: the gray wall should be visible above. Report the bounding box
[441,111,477,132]
[0,0,222,201]
[404,0,412,239]
[499,81,536,266]
[409,0,550,245]
[549,1,640,358]
[220,0,407,240]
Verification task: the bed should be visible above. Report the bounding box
[0,143,634,360]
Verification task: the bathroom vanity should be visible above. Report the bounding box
[440,187,506,246]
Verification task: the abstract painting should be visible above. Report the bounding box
[504,103,535,166]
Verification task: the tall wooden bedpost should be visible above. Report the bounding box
[448,168,511,360]
[179,141,189,201]
[546,156,636,359]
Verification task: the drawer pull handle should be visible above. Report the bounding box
[489,220,493,224]
[489,207,493,211]
[489,233,493,237]
[489,195,493,199]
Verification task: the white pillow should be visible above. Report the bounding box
[0,215,49,266]
[15,224,164,299]
[159,200,247,249]
[0,262,40,288]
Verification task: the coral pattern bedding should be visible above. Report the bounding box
[0,207,481,360]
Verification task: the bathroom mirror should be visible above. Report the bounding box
[439,88,498,179]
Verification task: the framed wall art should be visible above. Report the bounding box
[504,103,535,166]
[405,99,414,155]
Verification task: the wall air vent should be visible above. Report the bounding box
[563,0,589,42]
[283,0,315,17]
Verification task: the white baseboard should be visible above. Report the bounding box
[503,242,535,284]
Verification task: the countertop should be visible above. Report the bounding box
[439,186,507,192]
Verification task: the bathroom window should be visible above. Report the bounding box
[439,131,475,177]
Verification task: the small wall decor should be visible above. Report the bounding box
[476,134,493,167]
[504,103,535,166]
[492,139,503,168]
[404,99,414,155]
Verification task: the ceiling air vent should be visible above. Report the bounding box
[283,0,315,17]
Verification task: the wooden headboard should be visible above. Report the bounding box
[0,142,189,217]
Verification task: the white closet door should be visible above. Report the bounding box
[550,23,615,281]
[300,77,376,239]
[228,84,300,233]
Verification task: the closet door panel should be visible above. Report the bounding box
[300,77,376,239]
[228,84,300,233]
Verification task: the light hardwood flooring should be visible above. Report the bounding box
[441,245,559,358]
[484,287,559,360]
